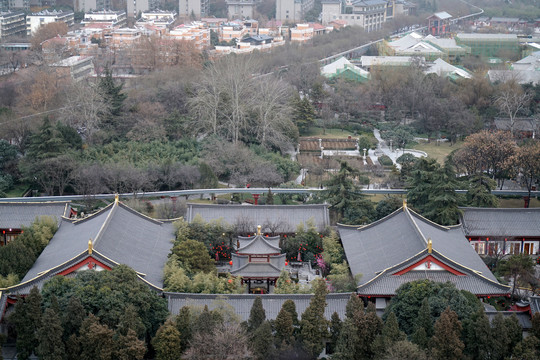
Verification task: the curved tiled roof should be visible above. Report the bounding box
[237,235,282,254]
[186,204,330,233]
[0,201,70,228]
[339,206,506,296]
[15,200,175,291]
[165,292,353,321]
[460,207,540,237]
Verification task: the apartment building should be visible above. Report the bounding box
[140,10,176,26]
[276,0,315,22]
[0,10,25,39]
[26,10,74,36]
[179,0,209,18]
[226,0,257,19]
[127,0,160,18]
[290,23,313,42]
[81,10,127,27]
[321,0,387,31]
[219,22,247,42]
[50,56,95,83]
[168,21,210,48]
[110,27,141,47]
[73,0,111,12]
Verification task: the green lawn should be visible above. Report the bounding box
[5,183,29,198]
[498,197,540,208]
[301,127,373,139]
[411,141,463,164]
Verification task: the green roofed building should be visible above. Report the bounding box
[321,56,370,82]
[455,33,519,59]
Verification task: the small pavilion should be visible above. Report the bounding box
[230,225,286,294]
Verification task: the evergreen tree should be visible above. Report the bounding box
[62,296,86,340]
[333,318,359,360]
[248,296,266,332]
[300,278,328,358]
[345,293,363,319]
[79,314,115,360]
[251,320,274,360]
[532,312,540,339]
[266,189,274,205]
[406,157,439,213]
[373,311,406,357]
[99,69,126,117]
[65,334,80,360]
[11,287,42,360]
[411,297,432,349]
[175,306,192,352]
[322,161,375,224]
[115,329,146,360]
[275,306,294,348]
[423,161,462,225]
[355,303,383,359]
[382,340,427,360]
[292,95,316,133]
[431,307,464,360]
[192,305,220,335]
[282,299,299,327]
[512,335,540,360]
[466,174,499,207]
[462,307,491,360]
[37,307,65,360]
[152,319,183,360]
[328,312,342,355]
[117,304,145,338]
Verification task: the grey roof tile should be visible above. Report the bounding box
[237,235,282,254]
[166,292,353,321]
[186,204,330,233]
[461,207,540,237]
[230,262,282,277]
[0,201,70,228]
[339,207,505,295]
[19,201,175,289]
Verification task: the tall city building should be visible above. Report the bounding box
[178,0,209,18]
[276,0,314,22]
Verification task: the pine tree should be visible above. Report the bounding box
[117,304,145,338]
[115,329,146,360]
[423,161,462,225]
[275,306,294,348]
[292,95,316,133]
[266,189,274,205]
[282,299,299,327]
[248,296,266,332]
[151,319,183,360]
[373,311,406,357]
[431,307,464,360]
[333,318,359,360]
[345,293,363,319]
[328,312,342,355]
[11,287,43,360]
[532,313,540,339]
[322,161,375,224]
[37,307,65,360]
[466,174,499,207]
[62,296,86,340]
[300,278,328,358]
[79,314,116,360]
[356,303,382,359]
[175,306,192,352]
[462,307,491,360]
[411,297,432,349]
[251,320,274,360]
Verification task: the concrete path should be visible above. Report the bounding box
[372,129,427,170]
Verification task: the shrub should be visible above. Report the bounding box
[378,155,393,166]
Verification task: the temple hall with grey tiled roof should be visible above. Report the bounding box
[8,197,176,295]
[185,203,330,233]
[338,202,509,309]
[0,201,71,245]
[461,207,540,256]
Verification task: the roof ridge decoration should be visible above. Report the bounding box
[403,204,428,246]
[88,239,93,254]
[237,234,282,253]
[92,199,118,248]
[72,201,115,224]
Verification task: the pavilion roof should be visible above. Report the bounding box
[338,205,507,296]
[11,199,175,293]
[237,234,282,254]
[230,261,283,278]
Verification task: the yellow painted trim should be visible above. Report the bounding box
[0,200,71,204]
[407,207,452,230]
[404,206,428,245]
[92,201,118,247]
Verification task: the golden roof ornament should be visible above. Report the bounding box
[114,194,119,204]
[428,238,432,254]
[257,225,262,236]
[88,239,93,254]
[403,198,407,208]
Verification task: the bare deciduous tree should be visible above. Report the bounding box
[495,81,533,135]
